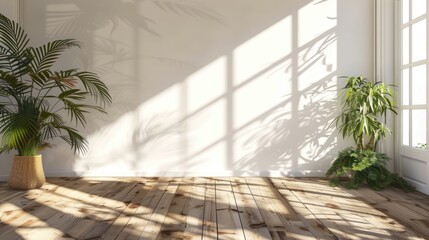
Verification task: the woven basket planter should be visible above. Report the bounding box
[8,155,46,190]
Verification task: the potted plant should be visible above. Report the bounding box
[0,14,111,189]
[327,76,413,190]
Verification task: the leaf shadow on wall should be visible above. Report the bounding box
[233,76,338,175]
[24,0,347,175]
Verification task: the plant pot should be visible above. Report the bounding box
[8,155,46,190]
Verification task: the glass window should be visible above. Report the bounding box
[412,20,426,62]
[403,109,410,146]
[412,0,426,19]
[400,0,427,151]
[403,0,410,24]
[412,64,427,105]
[412,109,426,148]
[403,27,410,65]
[403,68,410,106]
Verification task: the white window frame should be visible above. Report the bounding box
[395,0,429,194]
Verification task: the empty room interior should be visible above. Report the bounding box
[1,0,429,239]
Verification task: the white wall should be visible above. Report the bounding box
[0,0,19,179]
[0,0,374,177]
[0,1,15,19]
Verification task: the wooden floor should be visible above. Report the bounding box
[1,178,429,240]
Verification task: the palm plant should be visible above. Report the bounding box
[0,13,111,157]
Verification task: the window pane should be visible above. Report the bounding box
[403,68,410,105]
[403,110,410,146]
[412,20,426,62]
[403,0,410,24]
[412,0,426,19]
[412,64,426,105]
[403,27,410,65]
[412,109,426,148]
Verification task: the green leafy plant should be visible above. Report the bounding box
[0,13,111,156]
[326,147,389,176]
[327,148,413,191]
[327,76,413,191]
[335,76,396,151]
[416,143,427,150]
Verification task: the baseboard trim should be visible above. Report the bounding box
[0,169,325,181]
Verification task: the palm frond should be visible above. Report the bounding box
[0,69,19,85]
[28,39,81,73]
[0,14,29,55]
[0,82,31,103]
[0,48,32,77]
[39,111,64,146]
[56,125,88,154]
[29,70,53,87]
[0,14,31,76]
[58,89,89,101]
[62,99,89,125]
[74,71,112,105]
[55,89,91,125]
[0,112,39,155]
[49,69,78,91]
[48,69,111,106]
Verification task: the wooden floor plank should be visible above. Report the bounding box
[0,181,65,215]
[202,178,217,240]
[215,178,246,240]
[55,180,137,239]
[282,178,425,240]
[182,177,206,240]
[0,177,428,240]
[372,201,429,237]
[115,180,170,240]
[246,178,286,240]
[344,187,427,239]
[103,179,157,240]
[139,180,179,239]
[375,188,429,218]
[157,178,193,240]
[247,177,315,239]
[27,179,120,240]
[0,178,95,240]
[269,178,336,239]
[230,177,272,240]
[280,178,398,239]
